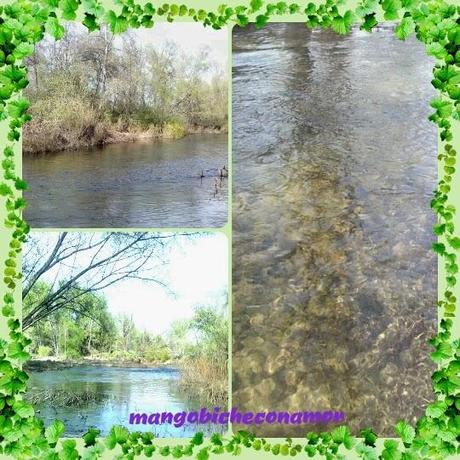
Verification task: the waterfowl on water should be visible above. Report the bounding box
[219,166,228,178]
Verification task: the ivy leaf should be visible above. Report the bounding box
[431,342,453,362]
[395,17,414,40]
[430,98,452,117]
[255,14,268,28]
[159,446,170,456]
[331,426,350,444]
[143,2,155,15]
[433,223,446,235]
[105,10,128,34]
[12,400,34,418]
[14,178,28,191]
[332,11,355,35]
[236,14,249,26]
[0,183,12,196]
[250,0,264,12]
[169,4,179,16]
[356,0,379,18]
[382,0,401,21]
[0,83,14,101]
[304,3,316,15]
[196,448,209,460]
[448,237,460,250]
[360,428,377,447]
[59,0,79,21]
[42,0,60,7]
[45,419,65,445]
[210,433,222,446]
[83,14,99,32]
[426,401,448,418]
[361,14,378,32]
[82,427,100,447]
[191,432,204,446]
[395,420,415,444]
[401,0,417,8]
[111,425,128,444]
[427,42,448,60]
[46,17,65,40]
[60,439,79,460]
[381,439,401,460]
[432,242,446,255]
[7,99,30,118]
[82,0,105,18]
[12,42,34,60]
[105,431,116,449]
[355,442,378,460]
[7,342,29,361]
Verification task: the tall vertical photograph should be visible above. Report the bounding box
[232,23,437,436]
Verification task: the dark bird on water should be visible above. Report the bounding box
[219,165,228,178]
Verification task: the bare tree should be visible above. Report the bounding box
[22,232,193,330]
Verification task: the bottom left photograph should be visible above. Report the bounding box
[21,231,228,437]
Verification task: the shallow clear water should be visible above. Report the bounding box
[232,24,437,436]
[23,134,228,228]
[28,365,225,437]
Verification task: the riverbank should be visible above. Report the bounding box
[26,356,227,408]
[23,119,227,155]
[24,356,175,372]
[178,357,227,406]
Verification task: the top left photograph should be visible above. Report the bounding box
[22,22,228,229]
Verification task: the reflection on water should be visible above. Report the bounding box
[232,24,437,436]
[23,134,228,228]
[28,365,225,437]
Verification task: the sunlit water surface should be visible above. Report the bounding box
[232,24,437,436]
[28,365,226,437]
[23,134,228,228]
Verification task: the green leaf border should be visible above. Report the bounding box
[0,0,459,458]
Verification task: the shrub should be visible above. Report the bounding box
[37,345,52,357]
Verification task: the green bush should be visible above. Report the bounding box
[37,345,52,357]
[145,346,171,363]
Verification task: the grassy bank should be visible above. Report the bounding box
[178,356,227,407]
[25,355,227,408]
[23,117,227,155]
[24,24,228,155]
[24,356,174,372]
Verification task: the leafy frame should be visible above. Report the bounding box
[0,0,459,458]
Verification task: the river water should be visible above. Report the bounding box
[232,24,437,436]
[23,134,228,228]
[28,365,225,437]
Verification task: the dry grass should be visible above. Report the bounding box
[178,356,227,407]
[25,388,109,407]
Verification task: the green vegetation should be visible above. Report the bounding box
[23,24,227,154]
[25,280,228,405]
[0,0,459,458]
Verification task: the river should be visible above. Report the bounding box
[28,365,225,437]
[23,134,228,228]
[232,24,437,436]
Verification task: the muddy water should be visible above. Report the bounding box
[232,24,437,436]
[23,134,227,228]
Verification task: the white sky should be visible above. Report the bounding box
[133,23,228,70]
[27,232,228,335]
[104,232,228,334]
